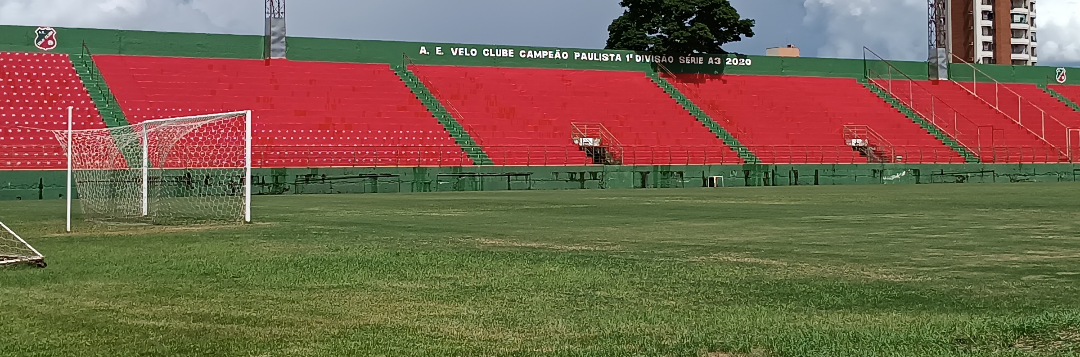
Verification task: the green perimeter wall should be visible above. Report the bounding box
[0,25,1076,83]
[4,164,1079,201]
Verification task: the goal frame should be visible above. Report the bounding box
[0,221,45,267]
[64,108,252,231]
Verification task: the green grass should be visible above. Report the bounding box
[2,184,1080,356]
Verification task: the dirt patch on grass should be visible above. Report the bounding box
[46,222,268,237]
[689,254,787,266]
[1014,328,1080,354]
[704,349,769,357]
[477,238,620,252]
[249,239,327,255]
[979,250,1080,262]
[690,253,928,282]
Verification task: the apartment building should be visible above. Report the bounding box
[951,0,1037,65]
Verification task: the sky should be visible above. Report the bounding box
[0,0,1077,66]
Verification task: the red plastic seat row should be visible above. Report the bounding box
[94,55,471,168]
[0,52,107,170]
[669,74,966,164]
[413,65,743,166]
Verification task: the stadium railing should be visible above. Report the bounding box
[863,48,997,160]
[950,54,1078,161]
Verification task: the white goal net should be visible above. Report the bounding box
[0,221,44,267]
[54,111,251,225]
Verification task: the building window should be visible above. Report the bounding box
[983,57,996,64]
[1031,47,1037,57]
[1030,2,1035,12]
[1012,45,1028,54]
[982,42,994,51]
[1031,32,1037,42]
[982,0,993,5]
[1011,0,1024,8]
[1030,16,1036,27]
[1011,29,1026,38]
[983,11,995,20]
[1012,14,1027,23]
[982,27,994,36]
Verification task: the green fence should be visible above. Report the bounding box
[4,163,1079,200]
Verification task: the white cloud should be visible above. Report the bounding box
[1037,0,1080,64]
[802,0,1080,66]
[802,0,927,61]
[0,0,259,35]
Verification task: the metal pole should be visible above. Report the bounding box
[973,66,977,97]
[245,110,253,223]
[66,106,72,232]
[141,122,149,217]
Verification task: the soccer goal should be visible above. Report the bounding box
[0,221,45,267]
[54,109,252,229]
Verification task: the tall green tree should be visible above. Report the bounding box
[606,0,755,55]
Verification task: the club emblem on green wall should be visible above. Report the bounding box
[34,27,57,51]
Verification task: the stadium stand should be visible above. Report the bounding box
[0,52,105,169]
[410,65,743,166]
[92,56,472,168]
[667,74,965,164]
[926,80,1068,162]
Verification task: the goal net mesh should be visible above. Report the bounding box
[54,112,249,224]
[0,221,43,266]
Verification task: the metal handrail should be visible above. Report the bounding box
[654,62,748,139]
[79,42,118,110]
[950,54,1073,159]
[862,47,997,159]
[843,125,896,162]
[571,122,624,163]
[400,54,481,146]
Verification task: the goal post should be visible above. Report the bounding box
[56,110,252,227]
[0,221,45,267]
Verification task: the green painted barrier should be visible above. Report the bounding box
[2,25,1075,84]
[4,163,1079,200]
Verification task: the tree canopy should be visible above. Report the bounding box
[606,0,755,55]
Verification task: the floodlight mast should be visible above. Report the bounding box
[264,0,287,60]
[265,0,285,18]
[928,0,950,80]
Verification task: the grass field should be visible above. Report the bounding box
[2,184,1079,356]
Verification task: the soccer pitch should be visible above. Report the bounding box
[2,184,1079,356]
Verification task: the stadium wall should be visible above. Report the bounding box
[0,25,1075,83]
[3,164,1078,200]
